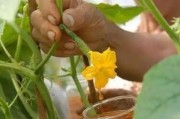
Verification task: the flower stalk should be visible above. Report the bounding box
[83,56,99,104]
[56,0,93,108]
[70,57,91,108]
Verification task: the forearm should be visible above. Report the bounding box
[105,22,177,82]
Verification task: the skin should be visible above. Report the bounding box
[31,0,180,82]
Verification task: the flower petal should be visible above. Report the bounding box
[82,66,96,80]
[102,48,117,67]
[94,72,109,89]
[103,68,117,79]
[90,51,103,67]
[83,48,117,89]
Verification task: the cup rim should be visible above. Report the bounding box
[82,95,136,119]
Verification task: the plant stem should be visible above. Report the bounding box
[70,56,91,108]
[36,88,47,119]
[0,22,16,63]
[9,72,37,118]
[0,84,6,100]
[83,56,99,104]
[10,23,42,65]
[27,1,58,119]
[35,77,57,119]
[56,0,63,15]
[60,24,91,57]
[141,0,180,52]
[15,4,28,61]
[34,42,58,74]
[0,98,13,119]
[0,36,16,63]
[0,61,37,80]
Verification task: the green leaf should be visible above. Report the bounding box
[0,17,30,50]
[0,0,21,22]
[134,54,180,119]
[95,3,144,24]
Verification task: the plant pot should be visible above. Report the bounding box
[82,95,135,119]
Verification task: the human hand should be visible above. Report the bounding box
[31,0,110,57]
[137,0,179,33]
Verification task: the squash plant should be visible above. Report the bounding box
[1,0,179,119]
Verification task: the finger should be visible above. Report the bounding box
[31,10,61,42]
[62,3,98,31]
[39,42,80,57]
[38,0,60,25]
[39,43,54,54]
[55,36,82,56]
[32,28,51,44]
[56,47,81,57]
[63,0,82,9]
[57,34,81,55]
[38,0,82,25]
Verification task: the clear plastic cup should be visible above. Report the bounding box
[82,95,135,119]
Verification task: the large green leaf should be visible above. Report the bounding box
[0,0,21,22]
[134,54,180,119]
[0,17,30,49]
[0,17,32,63]
[95,3,144,24]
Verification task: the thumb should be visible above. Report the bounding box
[62,3,96,31]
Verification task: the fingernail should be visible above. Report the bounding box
[47,31,55,41]
[48,15,56,25]
[64,41,75,50]
[63,14,74,27]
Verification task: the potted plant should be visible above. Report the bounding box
[0,0,179,119]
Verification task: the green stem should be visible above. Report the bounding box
[0,61,37,80]
[0,36,16,63]
[70,56,91,108]
[9,72,37,118]
[0,21,16,63]
[0,98,13,119]
[0,84,6,100]
[15,4,28,61]
[142,0,180,52]
[0,61,55,119]
[35,77,57,119]
[55,0,90,107]
[8,94,18,108]
[75,56,81,67]
[10,23,42,65]
[34,42,58,74]
[60,24,91,57]
[56,0,63,15]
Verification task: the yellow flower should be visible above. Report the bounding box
[82,48,117,89]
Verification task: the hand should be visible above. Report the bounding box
[137,0,180,33]
[31,0,110,57]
